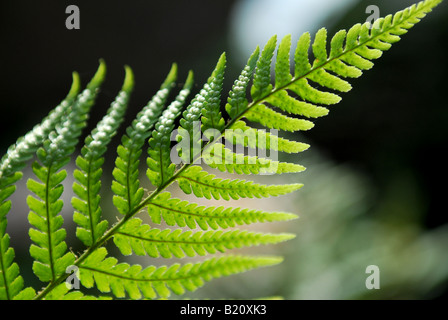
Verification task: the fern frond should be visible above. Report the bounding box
[203,143,305,175]
[146,71,194,187]
[73,66,134,247]
[79,247,283,299]
[114,218,295,258]
[265,0,441,121]
[27,61,106,282]
[177,166,303,200]
[112,64,177,215]
[5,0,440,301]
[147,192,297,230]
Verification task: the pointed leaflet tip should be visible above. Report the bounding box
[87,59,107,90]
[248,46,260,68]
[68,72,81,99]
[212,52,227,78]
[122,65,135,93]
[265,35,277,49]
[205,52,227,86]
[161,63,178,89]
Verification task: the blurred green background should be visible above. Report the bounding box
[0,0,447,299]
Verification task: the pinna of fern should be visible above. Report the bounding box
[0,0,442,300]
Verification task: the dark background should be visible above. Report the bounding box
[0,0,447,299]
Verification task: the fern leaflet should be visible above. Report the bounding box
[27,61,106,282]
[78,247,282,299]
[72,66,134,246]
[111,64,178,215]
[114,217,295,258]
[147,192,298,230]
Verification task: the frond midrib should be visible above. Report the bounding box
[177,175,239,191]
[126,148,135,213]
[0,240,11,300]
[86,156,97,245]
[115,230,271,246]
[45,164,56,282]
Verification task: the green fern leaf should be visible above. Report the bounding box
[274,34,293,88]
[1,0,441,301]
[200,53,227,134]
[147,192,297,230]
[177,165,302,200]
[225,47,259,119]
[177,55,227,163]
[244,103,315,132]
[225,121,310,154]
[73,66,134,246]
[114,218,295,258]
[27,162,75,282]
[79,247,283,299]
[27,61,106,282]
[11,287,36,300]
[0,233,26,300]
[0,72,81,178]
[251,35,277,100]
[203,143,305,175]
[228,0,442,185]
[146,71,194,187]
[112,64,177,214]
[43,283,110,300]
[0,73,81,300]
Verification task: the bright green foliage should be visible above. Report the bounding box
[43,283,110,300]
[178,165,303,200]
[112,64,177,214]
[0,73,81,300]
[146,71,194,187]
[27,61,106,282]
[200,53,227,134]
[0,73,81,179]
[225,120,311,154]
[225,47,259,119]
[27,163,76,282]
[177,55,227,163]
[73,66,134,246]
[0,0,441,300]
[203,143,305,175]
[114,217,295,258]
[245,103,315,132]
[251,36,277,100]
[79,247,282,299]
[147,192,298,230]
